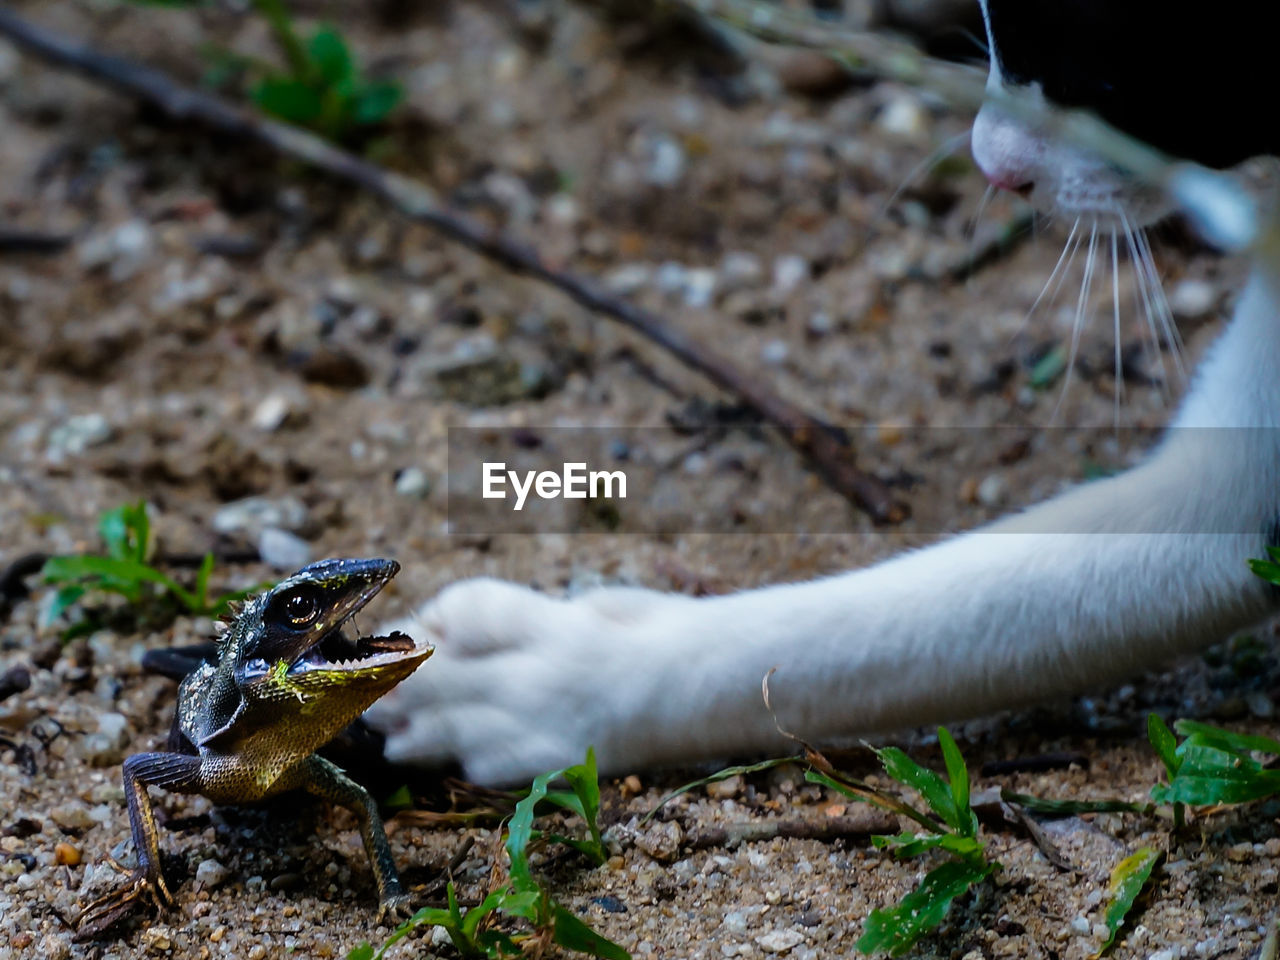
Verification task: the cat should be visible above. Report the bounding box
[366,0,1280,784]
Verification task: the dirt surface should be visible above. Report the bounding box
[2,2,1279,958]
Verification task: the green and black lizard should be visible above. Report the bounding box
[76,557,433,939]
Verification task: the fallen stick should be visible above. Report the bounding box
[683,811,897,850]
[0,6,907,524]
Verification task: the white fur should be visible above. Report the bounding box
[365,7,1280,785]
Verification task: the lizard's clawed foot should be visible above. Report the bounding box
[377,891,414,923]
[74,868,175,941]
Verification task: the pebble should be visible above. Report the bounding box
[761,340,789,366]
[1148,950,1178,960]
[876,92,927,140]
[46,413,114,458]
[756,929,805,953]
[706,775,743,799]
[719,252,764,292]
[78,219,155,282]
[772,255,809,296]
[39,934,71,960]
[683,268,718,309]
[977,473,1007,507]
[83,711,130,765]
[635,821,684,861]
[1070,915,1091,934]
[251,393,293,432]
[212,495,309,537]
[604,264,651,295]
[195,858,231,888]
[395,466,432,499]
[1246,690,1273,718]
[257,527,312,571]
[643,133,687,187]
[54,842,80,866]
[1169,279,1217,319]
[50,805,95,833]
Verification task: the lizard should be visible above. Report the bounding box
[75,556,434,940]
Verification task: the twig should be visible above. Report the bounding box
[0,6,906,524]
[684,811,897,850]
[0,228,72,254]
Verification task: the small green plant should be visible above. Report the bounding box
[348,747,628,960]
[40,500,257,634]
[808,728,996,956]
[1096,846,1160,957]
[126,0,401,140]
[1148,718,1280,806]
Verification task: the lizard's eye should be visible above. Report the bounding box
[277,588,321,628]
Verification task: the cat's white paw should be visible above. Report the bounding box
[366,577,672,784]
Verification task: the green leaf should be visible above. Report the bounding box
[252,76,324,124]
[1147,714,1180,779]
[353,82,402,125]
[383,784,413,810]
[1150,744,1280,806]
[643,757,800,824]
[1030,344,1067,389]
[307,26,354,87]
[875,746,962,834]
[856,859,994,956]
[508,762,561,891]
[1247,557,1280,584]
[193,552,215,612]
[552,905,631,960]
[937,727,976,838]
[345,944,374,960]
[871,831,984,862]
[1095,846,1160,956]
[41,555,195,609]
[494,888,544,922]
[41,584,86,628]
[562,747,605,862]
[1173,719,1280,757]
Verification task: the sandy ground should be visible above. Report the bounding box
[1,2,1278,958]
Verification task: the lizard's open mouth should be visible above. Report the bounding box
[291,626,421,674]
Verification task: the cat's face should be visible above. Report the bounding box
[971,0,1275,226]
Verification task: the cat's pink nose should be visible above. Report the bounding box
[971,104,1039,198]
[982,169,1035,196]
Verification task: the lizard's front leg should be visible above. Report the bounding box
[76,751,204,939]
[295,754,411,919]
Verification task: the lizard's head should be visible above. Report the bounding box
[225,557,432,725]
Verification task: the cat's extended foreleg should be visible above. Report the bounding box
[367,263,1280,786]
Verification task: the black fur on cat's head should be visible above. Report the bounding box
[982,0,1279,169]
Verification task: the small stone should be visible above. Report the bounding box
[635,821,684,861]
[876,92,927,140]
[54,842,81,866]
[977,473,1007,507]
[395,467,432,499]
[623,775,642,795]
[723,910,752,936]
[1169,279,1217,319]
[1147,950,1178,960]
[604,264,651,294]
[1246,690,1273,718]
[195,858,231,889]
[806,312,834,337]
[756,929,805,953]
[209,925,226,942]
[46,413,114,458]
[431,925,453,948]
[212,495,309,537]
[761,340,789,366]
[706,775,743,800]
[251,393,293,432]
[39,934,71,960]
[1226,841,1254,862]
[1070,915,1091,935]
[257,527,312,571]
[654,261,689,297]
[50,805,96,833]
[1264,837,1280,857]
[719,252,764,292]
[643,133,686,187]
[772,255,809,296]
[684,268,718,309]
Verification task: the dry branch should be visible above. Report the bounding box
[683,811,897,850]
[0,6,906,524]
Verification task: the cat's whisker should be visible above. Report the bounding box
[1006,216,1081,351]
[874,131,972,233]
[1110,229,1124,428]
[1134,228,1188,385]
[1053,217,1098,422]
[964,184,997,273]
[1119,209,1172,403]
